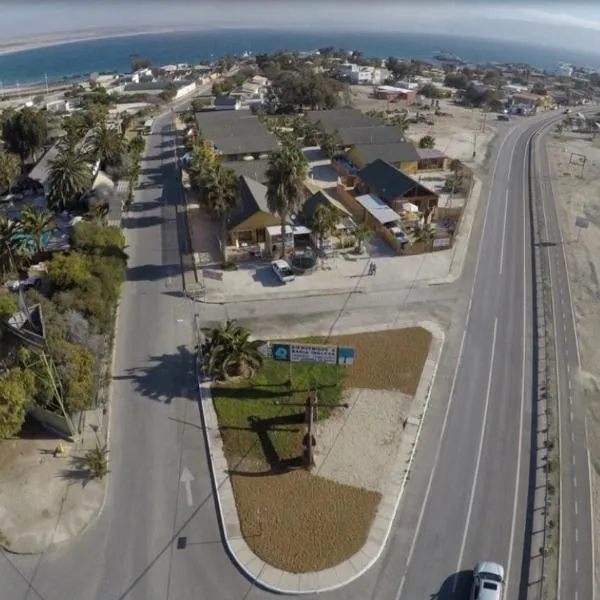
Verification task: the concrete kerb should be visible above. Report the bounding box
[197,320,445,594]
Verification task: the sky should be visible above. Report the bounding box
[2,1,600,52]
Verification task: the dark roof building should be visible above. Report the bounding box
[301,189,352,221]
[306,108,379,133]
[351,142,421,166]
[195,111,279,157]
[357,159,436,203]
[337,125,405,147]
[223,159,269,184]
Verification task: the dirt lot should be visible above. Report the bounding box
[214,328,431,573]
[546,128,600,588]
[349,85,501,167]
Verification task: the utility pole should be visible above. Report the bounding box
[44,73,49,94]
[276,390,349,469]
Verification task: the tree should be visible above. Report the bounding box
[201,320,265,380]
[19,206,54,255]
[419,83,443,99]
[159,82,178,104]
[0,217,23,275]
[128,134,146,158]
[53,338,95,412]
[352,222,371,254]
[120,112,134,137]
[414,222,436,250]
[48,252,91,289]
[419,135,436,149]
[0,368,36,439]
[266,143,308,258]
[0,149,20,192]
[83,445,110,479]
[310,204,339,252]
[130,55,152,72]
[48,149,93,211]
[444,72,470,90]
[271,70,340,112]
[320,130,340,159]
[87,121,124,170]
[203,164,239,259]
[1,108,48,168]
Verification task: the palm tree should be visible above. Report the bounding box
[310,204,339,253]
[0,217,22,275]
[87,121,124,171]
[19,206,54,255]
[414,222,436,251]
[201,320,265,380]
[48,149,93,211]
[266,143,308,259]
[203,164,239,260]
[0,150,20,193]
[352,222,371,254]
[120,112,134,138]
[128,134,146,158]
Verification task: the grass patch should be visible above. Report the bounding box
[213,357,345,469]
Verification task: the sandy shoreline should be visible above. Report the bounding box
[0,27,202,58]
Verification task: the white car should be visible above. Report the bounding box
[471,561,505,600]
[8,276,42,292]
[271,259,295,283]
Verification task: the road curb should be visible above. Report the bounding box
[197,320,445,594]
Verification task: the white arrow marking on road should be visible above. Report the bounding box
[180,466,194,507]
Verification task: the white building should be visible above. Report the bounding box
[554,63,573,77]
[46,99,72,113]
[340,64,382,85]
[174,81,197,99]
[396,80,420,90]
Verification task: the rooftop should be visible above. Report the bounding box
[28,142,62,187]
[357,158,437,200]
[306,108,380,134]
[416,148,447,160]
[337,125,405,146]
[228,175,271,230]
[355,193,402,225]
[222,159,269,184]
[351,141,421,165]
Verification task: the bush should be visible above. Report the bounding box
[83,444,109,479]
[221,261,238,271]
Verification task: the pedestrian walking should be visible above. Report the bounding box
[368,262,374,276]
[372,263,377,276]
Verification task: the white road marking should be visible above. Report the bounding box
[567,363,571,374]
[454,319,498,588]
[573,455,576,466]
[499,190,509,275]
[576,528,579,542]
[394,127,517,600]
[569,396,573,406]
[588,443,597,600]
[574,476,578,489]
[180,466,195,507]
[571,411,574,422]
[572,432,575,443]
[568,379,572,391]
[575,501,579,515]
[576,559,579,573]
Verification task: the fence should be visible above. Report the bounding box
[528,127,560,600]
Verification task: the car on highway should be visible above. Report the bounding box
[471,561,505,600]
[271,259,295,283]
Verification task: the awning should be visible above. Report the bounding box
[266,225,311,236]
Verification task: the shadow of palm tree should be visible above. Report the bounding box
[56,455,94,488]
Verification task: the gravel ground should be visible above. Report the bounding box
[313,388,413,492]
[546,130,600,588]
[223,327,432,573]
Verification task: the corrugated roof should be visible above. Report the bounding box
[306,108,379,133]
[227,176,270,230]
[352,142,421,165]
[338,125,405,146]
[355,194,401,225]
[417,148,447,160]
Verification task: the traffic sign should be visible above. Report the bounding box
[337,347,355,366]
[290,343,338,365]
[272,343,290,362]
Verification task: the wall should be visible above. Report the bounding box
[175,82,197,99]
[29,405,75,439]
[228,211,279,245]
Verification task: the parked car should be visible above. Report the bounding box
[497,114,510,121]
[271,259,295,283]
[471,561,504,600]
[7,276,42,292]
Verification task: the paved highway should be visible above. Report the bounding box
[0,109,593,600]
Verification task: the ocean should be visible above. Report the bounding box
[1,29,600,86]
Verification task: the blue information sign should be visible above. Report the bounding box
[337,347,355,366]
[272,343,291,362]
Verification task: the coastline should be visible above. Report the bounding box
[0,27,196,57]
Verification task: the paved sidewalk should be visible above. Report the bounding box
[184,179,481,304]
[197,320,445,594]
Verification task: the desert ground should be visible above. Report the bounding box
[349,84,502,168]
[546,127,600,587]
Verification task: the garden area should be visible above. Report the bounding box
[204,321,432,573]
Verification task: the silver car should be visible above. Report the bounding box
[471,561,505,600]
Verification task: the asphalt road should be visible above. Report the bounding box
[0,109,593,600]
